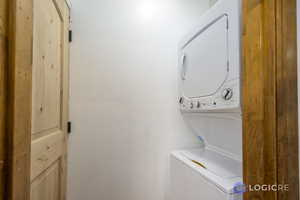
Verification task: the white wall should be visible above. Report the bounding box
[210,0,218,6]
[68,1,211,200]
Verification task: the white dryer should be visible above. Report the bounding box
[178,0,241,113]
[171,0,243,199]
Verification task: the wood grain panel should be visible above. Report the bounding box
[276,0,299,199]
[31,161,61,200]
[32,0,63,136]
[6,0,69,199]
[242,0,275,199]
[31,132,63,181]
[30,0,69,199]
[7,0,33,199]
[242,0,277,198]
[243,0,299,199]
[0,0,7,199]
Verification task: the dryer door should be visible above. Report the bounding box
[181,15,229,98]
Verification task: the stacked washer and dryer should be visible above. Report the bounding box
[171,0,243,200]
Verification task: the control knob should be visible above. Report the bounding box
[222,88,233,101]
[179,97,184,104]
[190,102,194,109]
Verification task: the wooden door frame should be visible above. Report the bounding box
[7,0,33,199]
[242,0,299,199]
[0,0,8,199]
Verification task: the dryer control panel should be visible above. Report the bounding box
[179,78,240,112]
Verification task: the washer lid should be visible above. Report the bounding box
[180,148,242,179]
[172,149,243,194]
[181,15,229,98]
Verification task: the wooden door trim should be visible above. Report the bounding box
[7,0,33,199]
[242,0,299,199]
[0,0,8,199]
[276,0,299,198]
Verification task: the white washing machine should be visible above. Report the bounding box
[171,0,243,199]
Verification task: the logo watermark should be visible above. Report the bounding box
[233,182,246,194]
[233,182,289,194]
